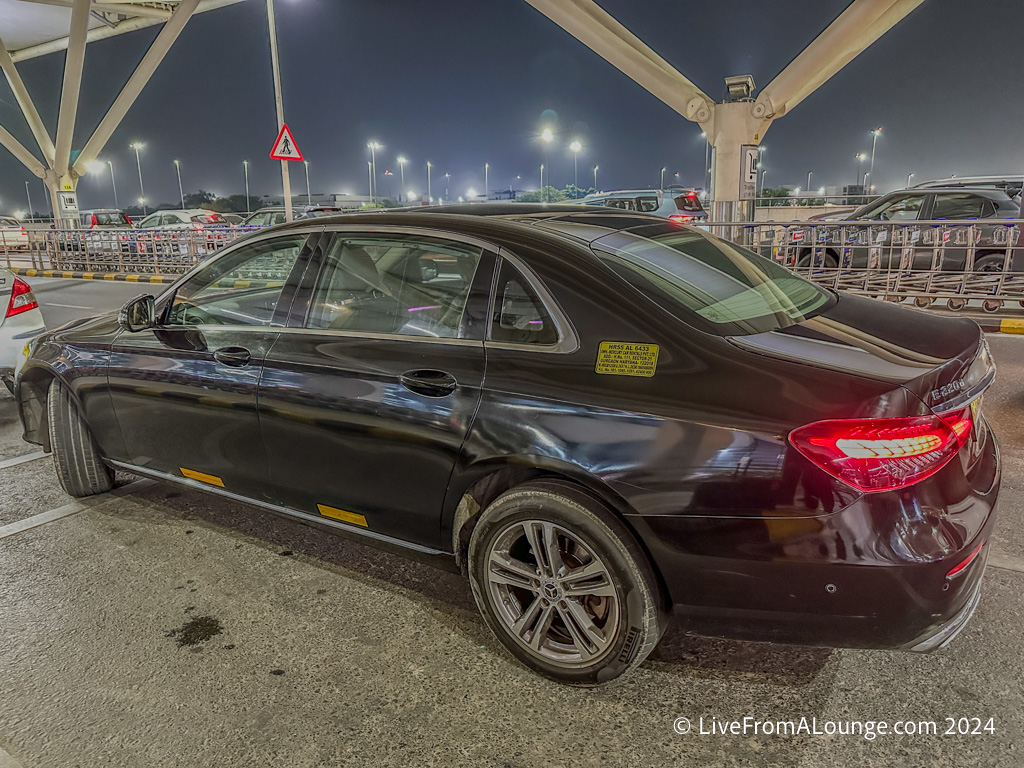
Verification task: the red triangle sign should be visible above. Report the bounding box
[270,123,303,161]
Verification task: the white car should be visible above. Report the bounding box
[133,209,229,230]
[0,216,30,251]
[0,268,45,393]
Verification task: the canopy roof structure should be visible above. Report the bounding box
[0,0,248,220]
[0,0,245,61]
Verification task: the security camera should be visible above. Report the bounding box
[724,74,756,101]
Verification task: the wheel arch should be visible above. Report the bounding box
[16,362,61,451]
[444,456,669,607]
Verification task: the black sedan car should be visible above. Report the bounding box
[14,206,999,685]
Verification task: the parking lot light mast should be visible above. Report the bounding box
[397,156,407,202]
[444,171,451,201]
[304,160,311,205]
[243,161,251,216]
[660,166,666,190]
[806,171,813,192]
[869,127,882,186]
[173,159,184,209]
[25,180,33,219]
[367,161,373,201]
[484,162,489,201]
[367,141,381,204]
[130,142,146,214]
[593,165,598,191]
[855,153,866,186]
[426,161,432,201]
[569,141,581,189]
[540,127,554,197]
[907,172,914,187]
[539,164,544,200]
[107,161,118,209]
[266,0,294,222]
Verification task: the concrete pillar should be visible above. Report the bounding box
[701,101,772,224]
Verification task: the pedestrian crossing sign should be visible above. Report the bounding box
[270,124,303,161]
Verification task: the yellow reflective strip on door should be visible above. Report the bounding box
[317,504,368,527]
[179,467,225,487]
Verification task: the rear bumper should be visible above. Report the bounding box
[629,425,1000,652]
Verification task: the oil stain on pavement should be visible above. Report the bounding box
[166,616,223,648]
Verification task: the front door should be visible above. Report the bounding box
[107,231,318,494]
[257,229,494,548]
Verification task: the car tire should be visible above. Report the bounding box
[797,250,838,268]
[47,379,114,497]
[974,254,1007,273]
[468,479,665,686]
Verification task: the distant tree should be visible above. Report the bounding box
[759,186,792,206]
[516,185,567,203]
[183,189,215,208]
[563,184,595,200]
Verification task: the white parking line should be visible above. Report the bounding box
[0,479,153,541]
[0,451,48,471]
[0,746,25,767]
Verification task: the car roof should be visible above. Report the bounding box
[881,187,1014,201]
[268,204,673,247]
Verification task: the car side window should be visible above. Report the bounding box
[489,259,559,346]
[605,198,637,211]
[638,196,660,212]
[304,233,482,338]
[932,193,988,219]
[864,195,924,222]
[139,214,159,228]
[164,234,308,327]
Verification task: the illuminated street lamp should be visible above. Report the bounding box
[384,169,394,200]
[367,140,382,203]
[855,152,867,186]
[806,171,813,191]
[397,156,407,202]
[593,165,598,191]
[304,160,312,205]
[173,159,184,209]
[129,142,146,214]
[243,161,251,216]
[539,164,544,201]
[907,172,915,188]
[869,127,882,185]
[484,163,489,201]
[660,167,666,190]
[426,161,432,200]
[444,171,451,201]
[569,140,582,189]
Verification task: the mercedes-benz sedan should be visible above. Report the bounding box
[14,206,999,685]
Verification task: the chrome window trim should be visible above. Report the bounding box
[272,326,482,346]
[487,248,580,355]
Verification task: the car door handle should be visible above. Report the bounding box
[213,346,252,367]
[400,369,457,397]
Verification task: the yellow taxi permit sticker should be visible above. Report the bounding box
[317,504,368,528]
[179,467,225,487]
[595,341,659,377]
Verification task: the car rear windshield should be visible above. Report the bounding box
[92,212,130,226]
[673,193,704,212]
[592,226,833,336]
[192,213,227,224]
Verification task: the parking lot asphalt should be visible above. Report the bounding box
[0,290,1022,767]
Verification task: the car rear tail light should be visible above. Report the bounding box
[789,407,973,492]
[669,214,695,223]
[90,214,98,228]
[6,277,39,318]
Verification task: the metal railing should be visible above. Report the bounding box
[709,218,1024,314]
[4,227,251,273]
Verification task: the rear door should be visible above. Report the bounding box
[256,227,494,548]
[106,230,319,495]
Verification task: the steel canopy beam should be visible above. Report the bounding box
[755,0,926,119]
[73,0,200,175]
[0,122,47,177]
[52,0,91,179]
[522,0,714,123]
[0,35,56,165]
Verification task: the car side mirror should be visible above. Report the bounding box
[119,294,156,332]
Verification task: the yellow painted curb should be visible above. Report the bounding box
[999,318,1024,334]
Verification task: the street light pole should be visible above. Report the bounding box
[539,164,544,200]
[107,161,118,209]
[266,0,293,222]
[426,161,432,201]
[444,172,450,201]
[367,162,373,200]
[243,161,250,215]
[593,165,598,191]
[367,142,380,204]
[660,167,666,190]
[869,127,882,186]
[806,171,813,191]
[173,159,184,209]
[864,171,871,193]
[907,172,914,188]
[397,156,406,202]
[569,141,581,189]
[304,160,311,205]
[130,142,146,214]
[484,163,489,201]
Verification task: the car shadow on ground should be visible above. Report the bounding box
[121,476,834,686]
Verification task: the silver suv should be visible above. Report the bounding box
[579,188,707,222]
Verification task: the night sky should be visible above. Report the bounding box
[1,0,1022,212]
